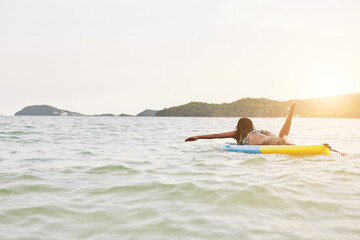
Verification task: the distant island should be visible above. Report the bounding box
[14,105,158,117]
[13,93,360,118]
[15,105,83,116]
[136,109,158,117]
[156,93,360,118]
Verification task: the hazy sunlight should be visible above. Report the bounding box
[306,66,349,98]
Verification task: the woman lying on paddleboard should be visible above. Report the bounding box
[185,103,297,145]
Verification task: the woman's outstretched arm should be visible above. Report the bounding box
[185,131,236,142]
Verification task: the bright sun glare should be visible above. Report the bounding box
[306,66,349,98]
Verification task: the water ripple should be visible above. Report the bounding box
[1,117,360,240]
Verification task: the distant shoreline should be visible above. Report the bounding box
[14,105,158,117]
[156,93,360,118]
[8,115,360,119]
[12,93,360,118]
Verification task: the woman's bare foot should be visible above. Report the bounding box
[282,135,295,145]
[287,102,297,113]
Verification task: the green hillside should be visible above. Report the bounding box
[156,93,360,118]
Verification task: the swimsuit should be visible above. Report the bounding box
[239,130,266,145]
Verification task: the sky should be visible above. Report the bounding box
[1,0,360,115]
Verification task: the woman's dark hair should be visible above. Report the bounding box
[234,117,255,144]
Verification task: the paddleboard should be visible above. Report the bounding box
[212,143,330,155]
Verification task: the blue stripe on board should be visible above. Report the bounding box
[215,144,261,154]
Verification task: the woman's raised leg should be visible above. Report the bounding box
[279,103,297,138]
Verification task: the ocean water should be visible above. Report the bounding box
[0,116,360,240]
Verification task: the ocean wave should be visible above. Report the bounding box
[1,117,360,240]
